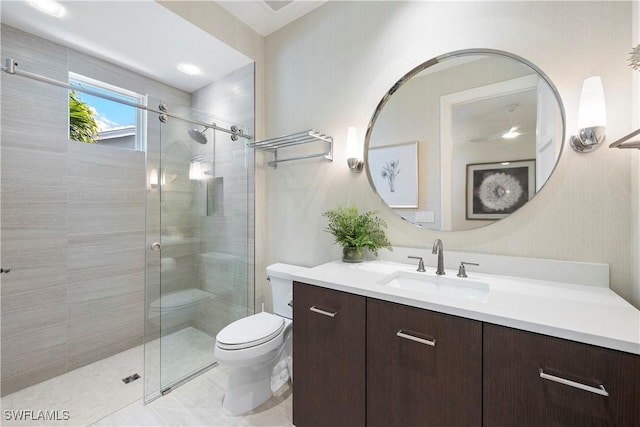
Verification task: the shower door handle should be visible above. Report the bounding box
[0,268,10,273]
[151,242,161,252]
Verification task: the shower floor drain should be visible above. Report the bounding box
[122,373,141,384]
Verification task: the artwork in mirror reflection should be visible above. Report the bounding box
[368,141,418,208]
[365,49,564,231]
[466,160,535,220]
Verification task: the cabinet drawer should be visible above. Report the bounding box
[293,282,366,427]
[483,323,640,427]
[367,298,482,427]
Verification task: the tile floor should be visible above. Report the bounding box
[1,345,143,427]
[155,326,219,387]
[92,366,292,427]
[1,327,292,427]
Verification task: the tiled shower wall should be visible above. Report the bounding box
[191,63,256,337]
[0,25,191,395]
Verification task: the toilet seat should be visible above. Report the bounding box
[216,312,284,350]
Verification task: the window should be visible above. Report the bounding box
[69,73,146,151]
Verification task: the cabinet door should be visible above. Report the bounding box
[484,323,640,427]
[367,298,482,427]
[292,282,366,427]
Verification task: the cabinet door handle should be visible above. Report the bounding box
[309,306,338,318]
[396,329,436,347]
[539,368,609,396]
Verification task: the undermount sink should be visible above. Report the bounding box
[379,271,490,302]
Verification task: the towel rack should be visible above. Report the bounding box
[609,129,640,150]
[247,130,333,168]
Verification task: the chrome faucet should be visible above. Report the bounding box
[432,238,445,275]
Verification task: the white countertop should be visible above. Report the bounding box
[291,260,640,355]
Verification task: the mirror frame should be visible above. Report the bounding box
[364,48,566,230]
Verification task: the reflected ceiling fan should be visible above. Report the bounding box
[470,103,524,142]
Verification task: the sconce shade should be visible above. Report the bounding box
[149,168,159,189]
[189,161,202,180]
[577,76,606,128]
[345,127,361,159]
[571,76,607,153]
[346,126,364,173]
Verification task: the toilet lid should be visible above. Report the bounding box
[216,312,285,350]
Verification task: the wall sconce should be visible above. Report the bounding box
[346,127,364,173]
[570,76,607,153]
[189,161,203,180]
[149,168,159,190]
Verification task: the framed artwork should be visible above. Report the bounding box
[466,160,535,220]
[368,141,418,208]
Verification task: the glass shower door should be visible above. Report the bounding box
[144,106,252,399]
[158,114,218,389]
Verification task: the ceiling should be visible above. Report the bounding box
[216,0,328,36]
[0,0,255,93]
[1,0,329,94]
[452,90,538,144]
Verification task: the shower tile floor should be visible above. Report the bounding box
[1,327,293,427]
[1,344,144,427]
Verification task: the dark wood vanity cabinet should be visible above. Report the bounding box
[293,282,640,427]
[483,323,640,427]
[292,282,366,427]
[367,299,482,427]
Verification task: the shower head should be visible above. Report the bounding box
[188,128,208,145]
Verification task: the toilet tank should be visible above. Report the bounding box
[267,263,308,319]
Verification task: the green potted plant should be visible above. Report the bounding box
[322,205,392,263]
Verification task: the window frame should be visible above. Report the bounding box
[68,72,147,152]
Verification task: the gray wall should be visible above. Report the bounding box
[0,25,191,395]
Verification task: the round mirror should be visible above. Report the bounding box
[365,49,565,231]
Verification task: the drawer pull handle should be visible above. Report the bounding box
[309,306,337,318]
[396,330,436,347]
[539,369,609,397]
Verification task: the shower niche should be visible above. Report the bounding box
[207,177,224,216]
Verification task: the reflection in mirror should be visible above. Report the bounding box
[365,49,565,231]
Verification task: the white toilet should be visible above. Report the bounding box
[214,263,306,415]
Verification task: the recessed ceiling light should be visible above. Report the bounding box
[28,0,66,18]
[177,63,201,76]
